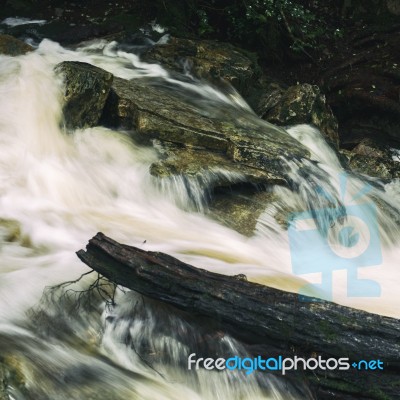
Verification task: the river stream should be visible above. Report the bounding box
[0,37,399,399]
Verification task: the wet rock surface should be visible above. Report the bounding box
[103,76,310,185]
[208,190,279,236]
[341,138,400,181]
[258,83,339,148]
[0,34,32,55]
[352,137,394,159]
[347,154,400,181]
[55,61,113,130]
[2,7,398,238]
[142,36,259,95]
[1,1,399,158]
[150,141,283,187]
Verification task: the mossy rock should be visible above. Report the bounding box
[0,34,33,56]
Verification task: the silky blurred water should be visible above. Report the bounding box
[0,38,398,399]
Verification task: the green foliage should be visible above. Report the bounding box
[222,0,327,52]
[197,9,214,35]
[155,0,340,59]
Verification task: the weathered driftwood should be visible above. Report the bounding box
[77,232,400,400]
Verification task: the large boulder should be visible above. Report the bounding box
[0,34,32,56]
[142,37,259,96]
[55,61,113,130]
[103,76,310,186]
[258,83,339,148]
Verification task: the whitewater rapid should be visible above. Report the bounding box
[0,38,399,399]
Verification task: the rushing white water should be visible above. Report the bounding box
[0,38,399,399]
[0,17,47,27]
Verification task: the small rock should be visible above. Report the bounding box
[341,138,400,181]
[0,219,21,242]
[348,154,400,181]
[233,274,248,281]
[209,190,279,236]
[0,34,33,56]
[352,138,392,159]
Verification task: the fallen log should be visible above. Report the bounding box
[77,232,400,400]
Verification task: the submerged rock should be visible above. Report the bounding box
[103,76,310,185]
[258,83,339,148]
[0,356,27,400]
[0,34,32,56]
[0,219,21,243]
[208,190,279,236]
[0,363,8,400]
[55,61,113,130]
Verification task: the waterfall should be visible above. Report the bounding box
[0,37,398,399]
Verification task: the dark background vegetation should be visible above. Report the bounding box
[2,0,399,82]
[2,0,400,149]
[2,0,398,58]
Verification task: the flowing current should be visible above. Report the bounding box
[0,38,399,399]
